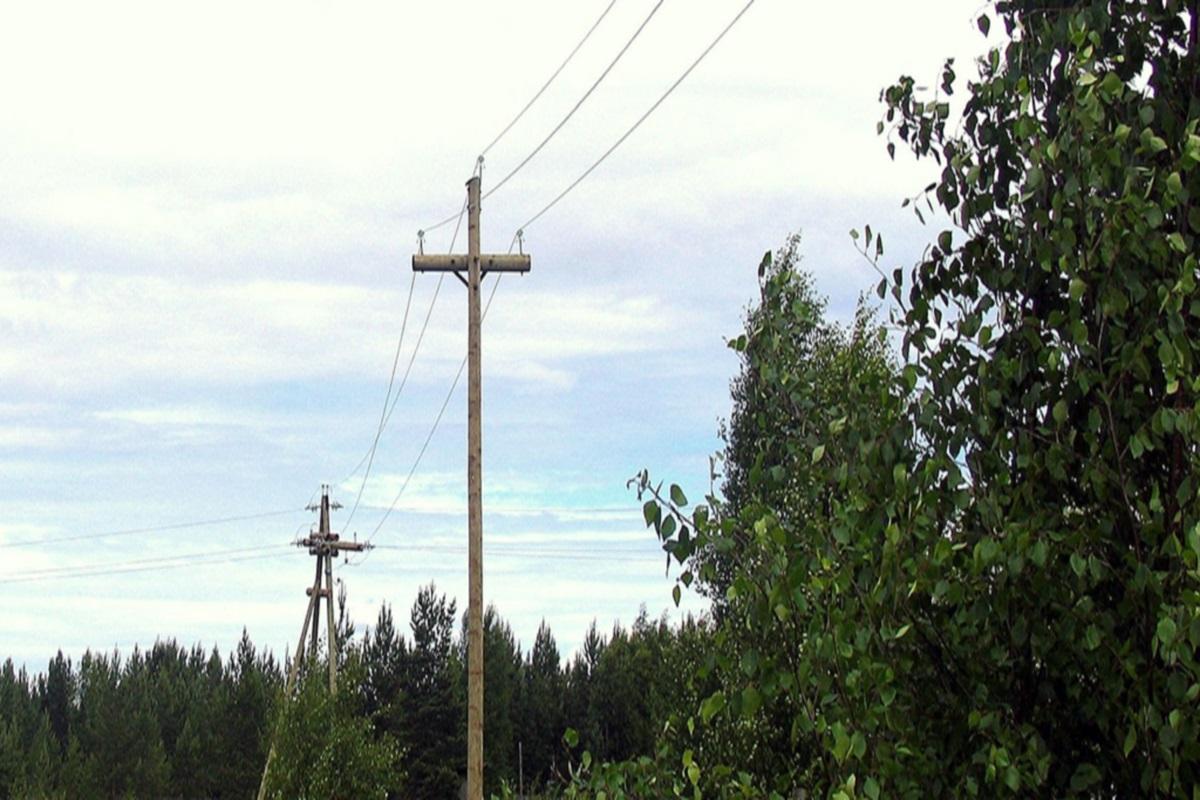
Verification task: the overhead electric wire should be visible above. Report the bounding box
[420,0,643,235]
[343,271,418,527]
[416,150,486,237]
[344,196,470,530]
[0,508,304,550]
[516,0,757,234]
[15,543,288,579]
[360,274,506,550]
[4,546,298,585]
[481,0,665,202]
[346,1,753,564]
[371,543,663,563]
[480,0,619,159]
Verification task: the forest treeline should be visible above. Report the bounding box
[0,588,708,798]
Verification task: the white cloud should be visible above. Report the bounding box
[0,270,694,395]
[0,425,84,449]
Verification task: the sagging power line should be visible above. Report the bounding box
[482,0,665,202]
[343,195,470,531]
[0,508,303,550]
[420,0,634,236]
[516,0,758,234]
[480,0,619,159]
[4,547,297,585]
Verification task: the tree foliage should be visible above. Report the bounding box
[0,596,709,800]
[625,1,1200,797]
[261,657,400,800]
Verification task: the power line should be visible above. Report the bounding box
[371,543,664,564]
[343,271,418,528]
[420,0,644,235]
[0,508,304,550]
[480,0,619,159]
[3,548,298,585]
[517,0,757,234]
[416,151,486,237]
[344,196,469,528]
[15,543,288,579]
[348,503,640,517]
[359,275,506,549]
[482,0,665,202]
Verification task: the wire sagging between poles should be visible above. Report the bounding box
[480,0,619,159]
[516,0,757,234]
[342,195,469,531]
[482,0,665,202]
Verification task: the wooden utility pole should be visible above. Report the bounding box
[257,485,368,800]
[413,176,530,800]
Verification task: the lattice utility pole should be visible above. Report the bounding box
[257,485,368,800]
[413,175,531,800]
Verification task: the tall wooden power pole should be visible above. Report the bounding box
[413,175,530,800]
[257,485,368,800]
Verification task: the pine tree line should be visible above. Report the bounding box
[0,583,708,798]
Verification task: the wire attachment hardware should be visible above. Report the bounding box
[417,230,425,255]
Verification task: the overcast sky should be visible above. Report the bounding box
[0,1,992,672]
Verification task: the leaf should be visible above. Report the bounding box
[977,14,990,35]
[895,623,912,640]
[1053,399,1068,424]
[812,444,826,464]
[672,585,681,607]
[1070,763,1101,791]
[1123,725,1136,757]
[1031,539,1049,567]
[700,692,725,724]
[1157,616,1177,646]
[742,686,762,717]
[642,500,658,528]
[661,515,676,539]
[851,732,867,759]
[563,728,579,748]
[1099,71,1123,96]
[669,484,688,507]
[1167,171,1183,195]
[832,722,851,764]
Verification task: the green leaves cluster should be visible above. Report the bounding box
[262,657,401,800]
[622,2,1200,797]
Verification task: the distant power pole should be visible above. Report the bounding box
[413,175,531,800]
[257,485,369,800]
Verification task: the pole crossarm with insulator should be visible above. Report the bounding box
[256,485,369,800]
